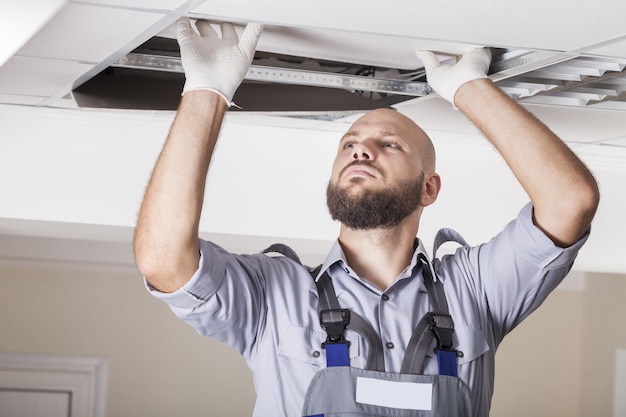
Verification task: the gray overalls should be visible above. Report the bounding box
[264,233,472,417]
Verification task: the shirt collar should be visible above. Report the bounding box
[315,240,347,282]
[315,238,433,288]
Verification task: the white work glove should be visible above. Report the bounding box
[416,48,491,105]
[176,17,263,105]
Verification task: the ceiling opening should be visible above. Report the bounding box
[72,34,626,115]
[72,36,424,117]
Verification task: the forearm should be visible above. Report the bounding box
[455,79,599,247]
[134,91,228,291]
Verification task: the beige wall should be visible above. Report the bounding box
[0,262,624,416]
[0,263,255,417]
[492,272,626,417]
[580,273,626,417]
[491,289,584,417]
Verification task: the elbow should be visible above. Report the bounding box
[577,175,600,224]
[133,245,159,281]
[133,236,199,293]
[535,176,600,247]
[563,167,600,224]
[133,240,165,284]
[558,177,600,245]
[563,175,600,235]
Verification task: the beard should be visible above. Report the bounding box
[326,170,425,230]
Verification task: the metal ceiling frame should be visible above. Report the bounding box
[111,48,626,111]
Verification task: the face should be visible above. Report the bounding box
[326,109,438,229]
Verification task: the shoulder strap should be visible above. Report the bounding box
[314,270,386,372]
[268,243,459,375]
[264,245,386,371]
[262,243,302,265]
[433,228,469,259]
[401,254,461,376]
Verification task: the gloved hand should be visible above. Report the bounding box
[415,48,491,105]
[176,17,263,105]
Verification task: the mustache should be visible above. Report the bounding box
[339,160,382,178]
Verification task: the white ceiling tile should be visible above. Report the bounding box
[255,26,469,70]
[0,94,46,106]
[396,96,479,135]
[583,37,626,59]
[397,96,626,147]
[0,56,93,96]
[157,22,471,69]
[75,0,197,10]
[192,0,626,53]
[522,104,626,145]
[600,137,626,147]
[17,2,166,62]
[42,97,79,109]
[0,0,67,68]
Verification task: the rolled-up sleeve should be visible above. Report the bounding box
[459,203,589,344]
[145,239,267,358]
[145,239,228,309]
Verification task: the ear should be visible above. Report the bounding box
[420,173,441,207]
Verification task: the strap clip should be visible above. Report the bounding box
[320,309,351,348]
[428,313,463,357]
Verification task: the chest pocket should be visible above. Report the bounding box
[278,327,363,366]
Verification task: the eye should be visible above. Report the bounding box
[382,142,399,149]
[343,141,355,149]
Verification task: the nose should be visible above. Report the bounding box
[352,141,374,160]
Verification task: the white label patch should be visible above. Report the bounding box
[355,376,433,410]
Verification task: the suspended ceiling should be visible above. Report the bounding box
[2,0,626,113]
[1,0,626,273]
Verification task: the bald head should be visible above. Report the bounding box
[349,108,436,172]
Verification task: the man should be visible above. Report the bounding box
[134,18,599,416]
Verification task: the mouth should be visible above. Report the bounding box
[340,161,380,180]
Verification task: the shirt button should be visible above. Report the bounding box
[312,351,321,358]
[381,294,389,301]
[385,342,395,349]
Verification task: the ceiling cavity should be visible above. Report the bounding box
[71,34,626,115]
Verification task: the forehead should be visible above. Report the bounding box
[344,109,425,145]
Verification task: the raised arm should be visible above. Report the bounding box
[417,49,599,247]
[134,18,262,292]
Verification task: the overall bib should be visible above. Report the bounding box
[264,232,473,417]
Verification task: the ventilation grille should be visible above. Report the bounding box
[493,51,626,110]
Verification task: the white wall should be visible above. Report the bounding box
[1,103,626,273]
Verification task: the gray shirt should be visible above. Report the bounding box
[147,203,588,417]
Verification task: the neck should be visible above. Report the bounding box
[338,212,420,291]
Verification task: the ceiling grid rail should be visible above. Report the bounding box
[111,48,626,111]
